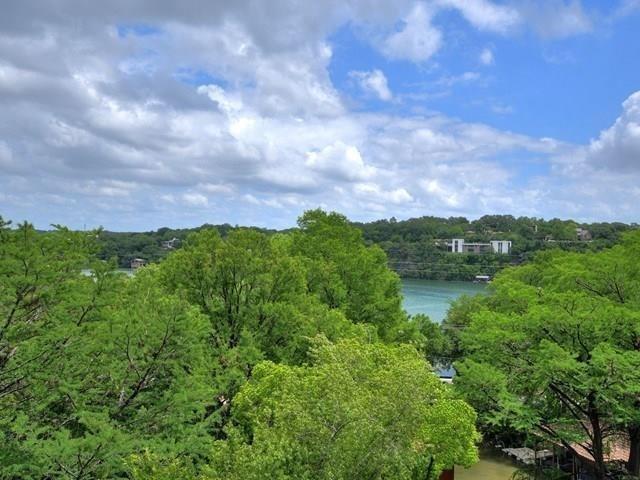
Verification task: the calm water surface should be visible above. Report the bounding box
[401,279,486,322]
[400,279,516,480]
[455,451,517,480]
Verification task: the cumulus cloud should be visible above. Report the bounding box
[381,3,443,62]
[479,47,494,65]
[0,0,636,230]
[350,69,393,101]
[437,0,521,34]
[183,192,209,207]
[353,183,414,205]
[306,142,377,182]
[587,91,640,172]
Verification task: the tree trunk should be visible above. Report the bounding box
[628,425,640,477]
[588,393,607,480]
[591,435,607,480]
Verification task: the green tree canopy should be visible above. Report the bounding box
[208,340,479,480]
[453,232,640,479]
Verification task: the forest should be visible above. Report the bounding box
[356,215,637,280]
[95,215,637,281]
[0,211,477,480]
[3,210,640,479]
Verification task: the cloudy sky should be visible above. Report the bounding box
[1,0,639,230]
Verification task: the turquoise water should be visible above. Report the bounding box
[401,279,486,322]
[401,279,515,479]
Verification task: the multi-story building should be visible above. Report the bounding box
[447,239,512,254]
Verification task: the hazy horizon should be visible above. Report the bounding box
[4,210,637,234]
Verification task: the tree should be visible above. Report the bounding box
[208,340,479,480]
[0,222,216,478]
[1,222,106,415]
[453,235,640,479]
[293,210,410,342]
[158,226,372,436]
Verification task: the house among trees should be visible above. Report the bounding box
[161,237,180,249]
[447,239,512,254]
[576,227,592,241]
[130,258,146,269]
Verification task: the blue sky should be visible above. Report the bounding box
[328,2,640,143]
[1,0,640,230]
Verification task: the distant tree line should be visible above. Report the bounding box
[97,224,278,268]
[95,215,637,281]
[355,215,638,280]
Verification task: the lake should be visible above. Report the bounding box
[400,279,517,480]
[401,278,486,322]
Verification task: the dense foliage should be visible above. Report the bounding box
[96,214,637,280]
[97,224,277,269]
[444,231,640,479]
[206,340,479,480]
[0,212,478,479]
[356,215,637,280]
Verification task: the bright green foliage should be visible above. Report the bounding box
[440,294,487,363]
[157,226,372,436]
[292,210,411,342]
[1,223,214,478]
[127,451,200,480]
[410,313,451,366]
[209,340,479,480]
[1,211,480,479]
[453,232,640,479]
[1,223,108,411]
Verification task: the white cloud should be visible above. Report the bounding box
[350,69,393,101]
[381,3,443,62]
[435,71,482,87]
[183,192,209,207]
[306,141,377,181]
[437,0,521,34]
[420,178,460,207]
[199,183,234,194]
[587,90,640,172]
[354,183,414,204]
[0,0,636,230]
[479,48,494,66]
[243,194,261,205]
[197,84,243,114]
[517,0,592,38]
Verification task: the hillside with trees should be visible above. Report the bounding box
[0,211,477,480]
[96,215,637,281]
[356,215,637,280]
[97,224,277,269]
[3,210,640,479]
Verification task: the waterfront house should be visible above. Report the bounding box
[447,239,512,254]
[130,258,146,269]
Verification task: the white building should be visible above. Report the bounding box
[447,239,512,254]
[490,240,512,254]
[450,238,465,253]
